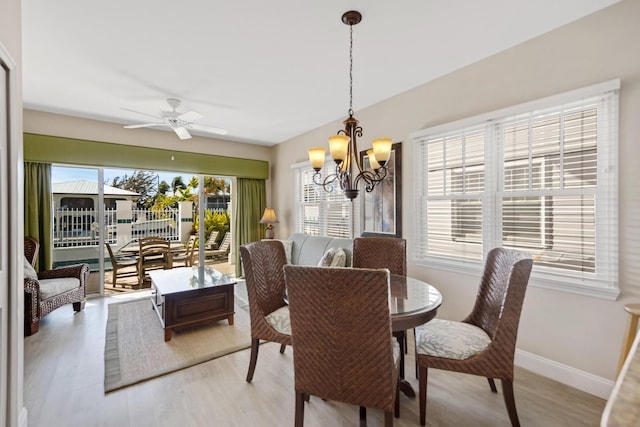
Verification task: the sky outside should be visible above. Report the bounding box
[52,166,192,188]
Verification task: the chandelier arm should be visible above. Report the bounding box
[354,167,389,193]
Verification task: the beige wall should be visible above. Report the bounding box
[273,0,640,387]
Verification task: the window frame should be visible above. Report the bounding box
[292,157,359,239]
[411,80,620,299]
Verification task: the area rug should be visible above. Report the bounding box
[104,295,251,392]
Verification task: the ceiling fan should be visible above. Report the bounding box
[123,98,228,140]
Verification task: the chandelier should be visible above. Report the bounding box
[308,10,392,201]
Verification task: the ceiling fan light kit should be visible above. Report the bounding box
[123,98,228,140]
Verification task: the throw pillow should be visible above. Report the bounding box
[318,248,336,267]
[24,256,38,280]
[330,247,347,267]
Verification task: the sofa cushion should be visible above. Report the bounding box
[39,277,81,300]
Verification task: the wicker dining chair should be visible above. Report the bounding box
[353,237,409,368]
[239,240,292,382]
[353,237,407,276]
[414,247,533,426]
[283,265,400,427]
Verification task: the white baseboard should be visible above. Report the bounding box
[515,349,614,400]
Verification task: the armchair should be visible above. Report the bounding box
[23,237,89,336]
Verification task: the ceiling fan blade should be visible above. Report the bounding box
[191,123,228,135]
[174,126,192,140]
[124,122,165,129]
[177,111,203,122]
[121,107,162,120]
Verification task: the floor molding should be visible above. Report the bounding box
[515,349,613,399]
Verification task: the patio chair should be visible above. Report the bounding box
[414,247,532,426]
[205,233,231,260]
[24,236,90,336]
[283,265,400,426]
[172,235,197,267]
[239,240,291,382]
[105,242,138,287]
[204,230,220,250]
[137,236,172,286]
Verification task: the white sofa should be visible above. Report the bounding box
[287,233,353,267]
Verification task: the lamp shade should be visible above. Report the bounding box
[308,147,326,170]
[259,208,279,224]
[366,149,381,170]
[371,137,392,166]
[329,135,350,162]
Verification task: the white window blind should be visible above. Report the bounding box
[412,80,619,297]
[294,160,358,238]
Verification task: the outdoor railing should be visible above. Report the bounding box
[53,207,180,248]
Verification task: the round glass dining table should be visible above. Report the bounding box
[390,274,443,331]
[389,274,443,397]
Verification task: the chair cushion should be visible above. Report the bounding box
[415,319,491,360]
[24,256,38,280]
[265,305,291,335]
[39,277,81,300]
[330,248,347,267]
[392,340,400,365]
[318,248,335,267]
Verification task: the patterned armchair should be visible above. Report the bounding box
[24,237,89,336]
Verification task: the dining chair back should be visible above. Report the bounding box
[352,236,406,275]
[105,242,138,287]
[172,235,197,267]
[353,236,409,375]
[239,240,292,382]
[137,236,172,286]
[414,247,533,426]
[283,265,400,427]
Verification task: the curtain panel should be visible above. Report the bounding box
[24,162,53,271]
[234,178,266,277]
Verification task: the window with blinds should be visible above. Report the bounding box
[412,80,619,296]
[294,161,357,238]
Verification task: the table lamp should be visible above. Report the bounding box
[260,208,279,239]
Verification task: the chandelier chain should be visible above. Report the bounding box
[349,22,354,116]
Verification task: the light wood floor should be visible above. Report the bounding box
[24,287,606,427]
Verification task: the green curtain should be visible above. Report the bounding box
[24,162,53,271]
[234,178,266,277]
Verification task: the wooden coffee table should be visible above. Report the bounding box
[149,266,237,341]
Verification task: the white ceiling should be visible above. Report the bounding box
[22,0,620,146]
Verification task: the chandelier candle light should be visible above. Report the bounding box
[308,10,393,201]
